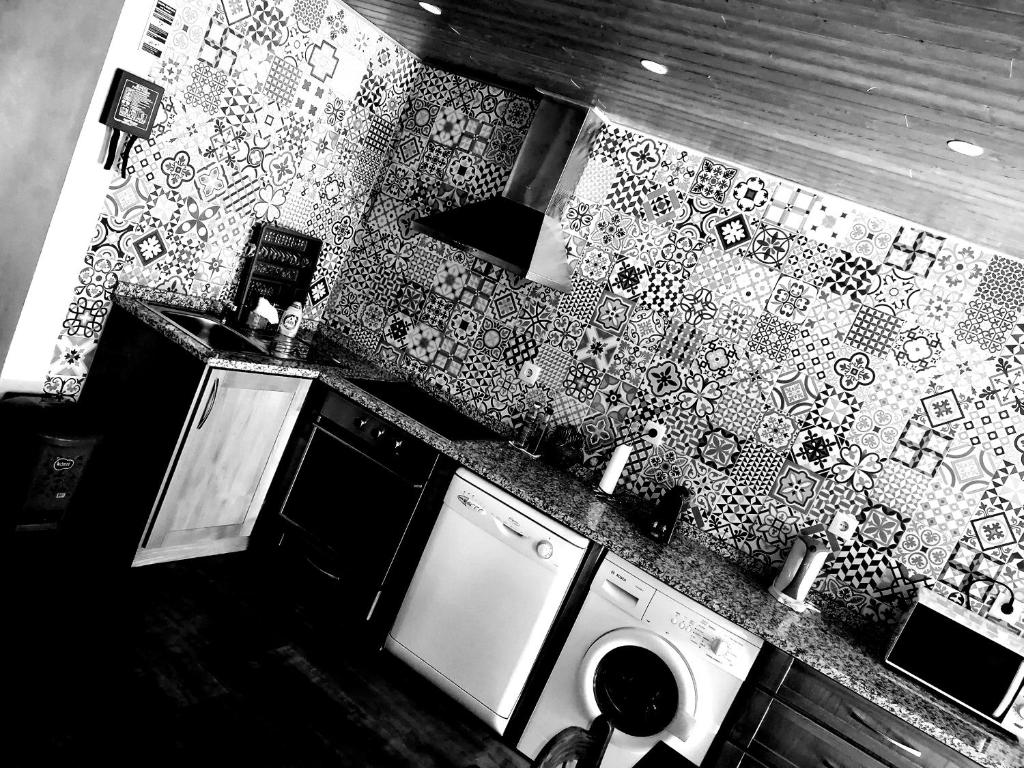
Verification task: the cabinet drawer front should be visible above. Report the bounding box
[748,698,888,768]
[779,660,983,768]
[714,742,772,768]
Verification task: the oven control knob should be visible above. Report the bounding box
[393,439,403,452]
[535,540,554,559]
[374,427,386,438]
[355,418,368,429]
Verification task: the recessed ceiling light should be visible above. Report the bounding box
[947,139,984,157]
[418,2,442,14]
[640,59,668,75]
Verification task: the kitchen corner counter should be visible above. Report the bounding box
[112,293,1022,768]
[111,293,390,381]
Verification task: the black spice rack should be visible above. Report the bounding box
[233,223,322,323]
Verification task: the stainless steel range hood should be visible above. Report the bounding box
[411,97,604,293]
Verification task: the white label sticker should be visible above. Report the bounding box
[139,0,178,58]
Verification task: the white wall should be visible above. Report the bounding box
[0,0,153,394]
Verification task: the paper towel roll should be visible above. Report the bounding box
[599,443,633,494]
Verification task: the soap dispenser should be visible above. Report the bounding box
[278,301,303,338]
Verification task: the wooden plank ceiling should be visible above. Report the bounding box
[345,0,1024,257]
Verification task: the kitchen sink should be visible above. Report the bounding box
[155,307,268,355]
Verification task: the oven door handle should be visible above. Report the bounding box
[304,554,342,582]
[310,423,426,488]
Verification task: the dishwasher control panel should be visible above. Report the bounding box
[444,470,589,568]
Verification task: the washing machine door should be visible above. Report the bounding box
[579,628,698,754]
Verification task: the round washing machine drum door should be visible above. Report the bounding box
[579,628,698,751]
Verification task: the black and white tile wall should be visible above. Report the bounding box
[41,0,1024,632]
[325,75,1024,633]
[46,0,420,397]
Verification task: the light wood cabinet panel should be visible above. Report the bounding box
[133,368,310,566]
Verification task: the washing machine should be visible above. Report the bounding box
[518,553,763,767]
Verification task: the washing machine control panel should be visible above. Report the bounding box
[644,592,761,678]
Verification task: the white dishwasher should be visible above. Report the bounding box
[385,467,588,734]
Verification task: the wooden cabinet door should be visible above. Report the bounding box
[134,368,310,565]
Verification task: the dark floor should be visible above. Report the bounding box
[7,536,528,767]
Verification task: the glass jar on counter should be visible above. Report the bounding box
[522,405,552,455]
[511,403,553,456]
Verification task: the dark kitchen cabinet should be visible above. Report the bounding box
[773,658,975,768]
[706,645,983,768]
[713,743,770,768]
[75,304,206,567]
[720,689,888,768]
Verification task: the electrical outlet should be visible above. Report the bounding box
[518,361,541,386]
[642,420,666,445]
[827,511,858,543]
[994,597,1024,625]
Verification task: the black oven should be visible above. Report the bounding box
[276,390,444,632]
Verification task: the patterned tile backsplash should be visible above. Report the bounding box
[43,0,1024,631]
[45,0,423,397]
[322,74,1024,633]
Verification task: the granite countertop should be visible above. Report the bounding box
[113,292,1023,768]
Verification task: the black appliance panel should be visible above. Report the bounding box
[347,378,501,441]
[277,391,438,623]
[887,606,1024,716]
